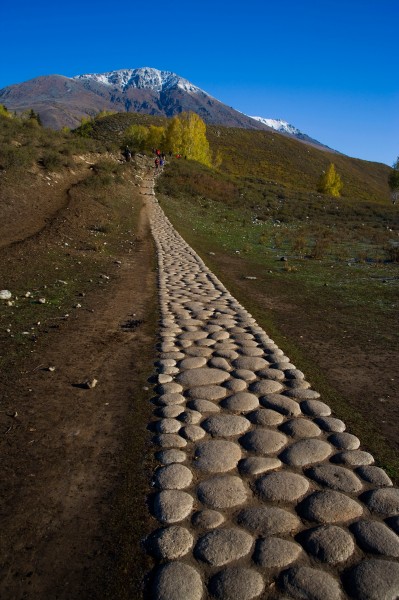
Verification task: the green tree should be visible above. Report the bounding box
[388,156,399,196]
[317,163,343,197]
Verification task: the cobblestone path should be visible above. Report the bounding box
[142,174,399,600]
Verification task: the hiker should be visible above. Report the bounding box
[155,158,159,169]
[123,146,131,162]
[160,158,164,167]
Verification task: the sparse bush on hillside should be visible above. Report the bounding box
[317,163,343,197]
[40,150,64,171]
[388,156,399,202]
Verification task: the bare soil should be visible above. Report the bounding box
[0,161,157,599]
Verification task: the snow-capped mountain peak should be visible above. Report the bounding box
[73,67,202,94]
[249,116,301,136]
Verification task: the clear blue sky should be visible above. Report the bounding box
[1,0,397,165]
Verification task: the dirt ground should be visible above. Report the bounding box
[0,161,157,599]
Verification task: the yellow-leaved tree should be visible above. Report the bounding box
[317,163,343,197]
[146,125,165,150]
[179,112,212,166]
[164,116,183,155]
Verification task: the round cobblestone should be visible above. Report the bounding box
[347,559,399,600]
[328,432,360,450]
[254,537,302,568]
[332,450,374,466]
[194,440,242,473]
[239,457,282,475]
[156,405,185,418]
[300,399,331,416]
[197,475,248,509]
[280,439,332,466]
[224,378,247,392]
[179,356,207,369]
[187,385,227,400]
[156,449,186,465]
[181,425,206,441]
[152,562,203,600]
[257,471,309,503]
[352,520,399,556]
[249,380,284,394]
[178,409,202,424]
[240,429,288,455]
[303,525,355,563]
[221,392,260,412]
[202,414,251,437]
[209,357,232,371]
[237,507,301,535]
[362,488,399,516]
[355,465,393,487]
[157,392,186,406]
[314,416,346,432]
[232,356,269,371]
[154,464,193,489]
[209,567,264,600]
[299,490,363,524]
[176,367,230,387]
[154,490,194,523]
[154,434,187,449]
[156,418,181,434]
[247,408,284,426]
[195,527,254,566]
[306,464,363,493]
[233,368,257,381]
[261,394,301,417]
[188,399,220,413]
[192,509,225,529]
[150,526,194,559]
[280,566,342,600]
[280,418,322,438]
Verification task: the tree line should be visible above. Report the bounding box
[123,112,216,167]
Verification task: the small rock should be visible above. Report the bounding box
[0,290,12,300]
[83,378,98,389]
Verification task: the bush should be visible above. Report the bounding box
[40,150,63,171]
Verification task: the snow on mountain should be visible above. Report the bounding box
[249,116,301,136]
[73,67,203,94]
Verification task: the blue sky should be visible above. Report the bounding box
[1,0,397,165]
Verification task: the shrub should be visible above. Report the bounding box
[40,150,63,171]
[317,163,343,197]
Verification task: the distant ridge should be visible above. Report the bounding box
[248,116,331,150]
[0,67,331,151]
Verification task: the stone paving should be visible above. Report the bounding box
[142,174,399,599]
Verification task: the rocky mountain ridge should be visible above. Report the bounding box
[0,67,329,149]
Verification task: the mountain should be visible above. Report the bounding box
[0,67,334,151]
[0,67,271,132]
[249,115,331,150]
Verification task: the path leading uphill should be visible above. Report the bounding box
[142,172,399,600]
